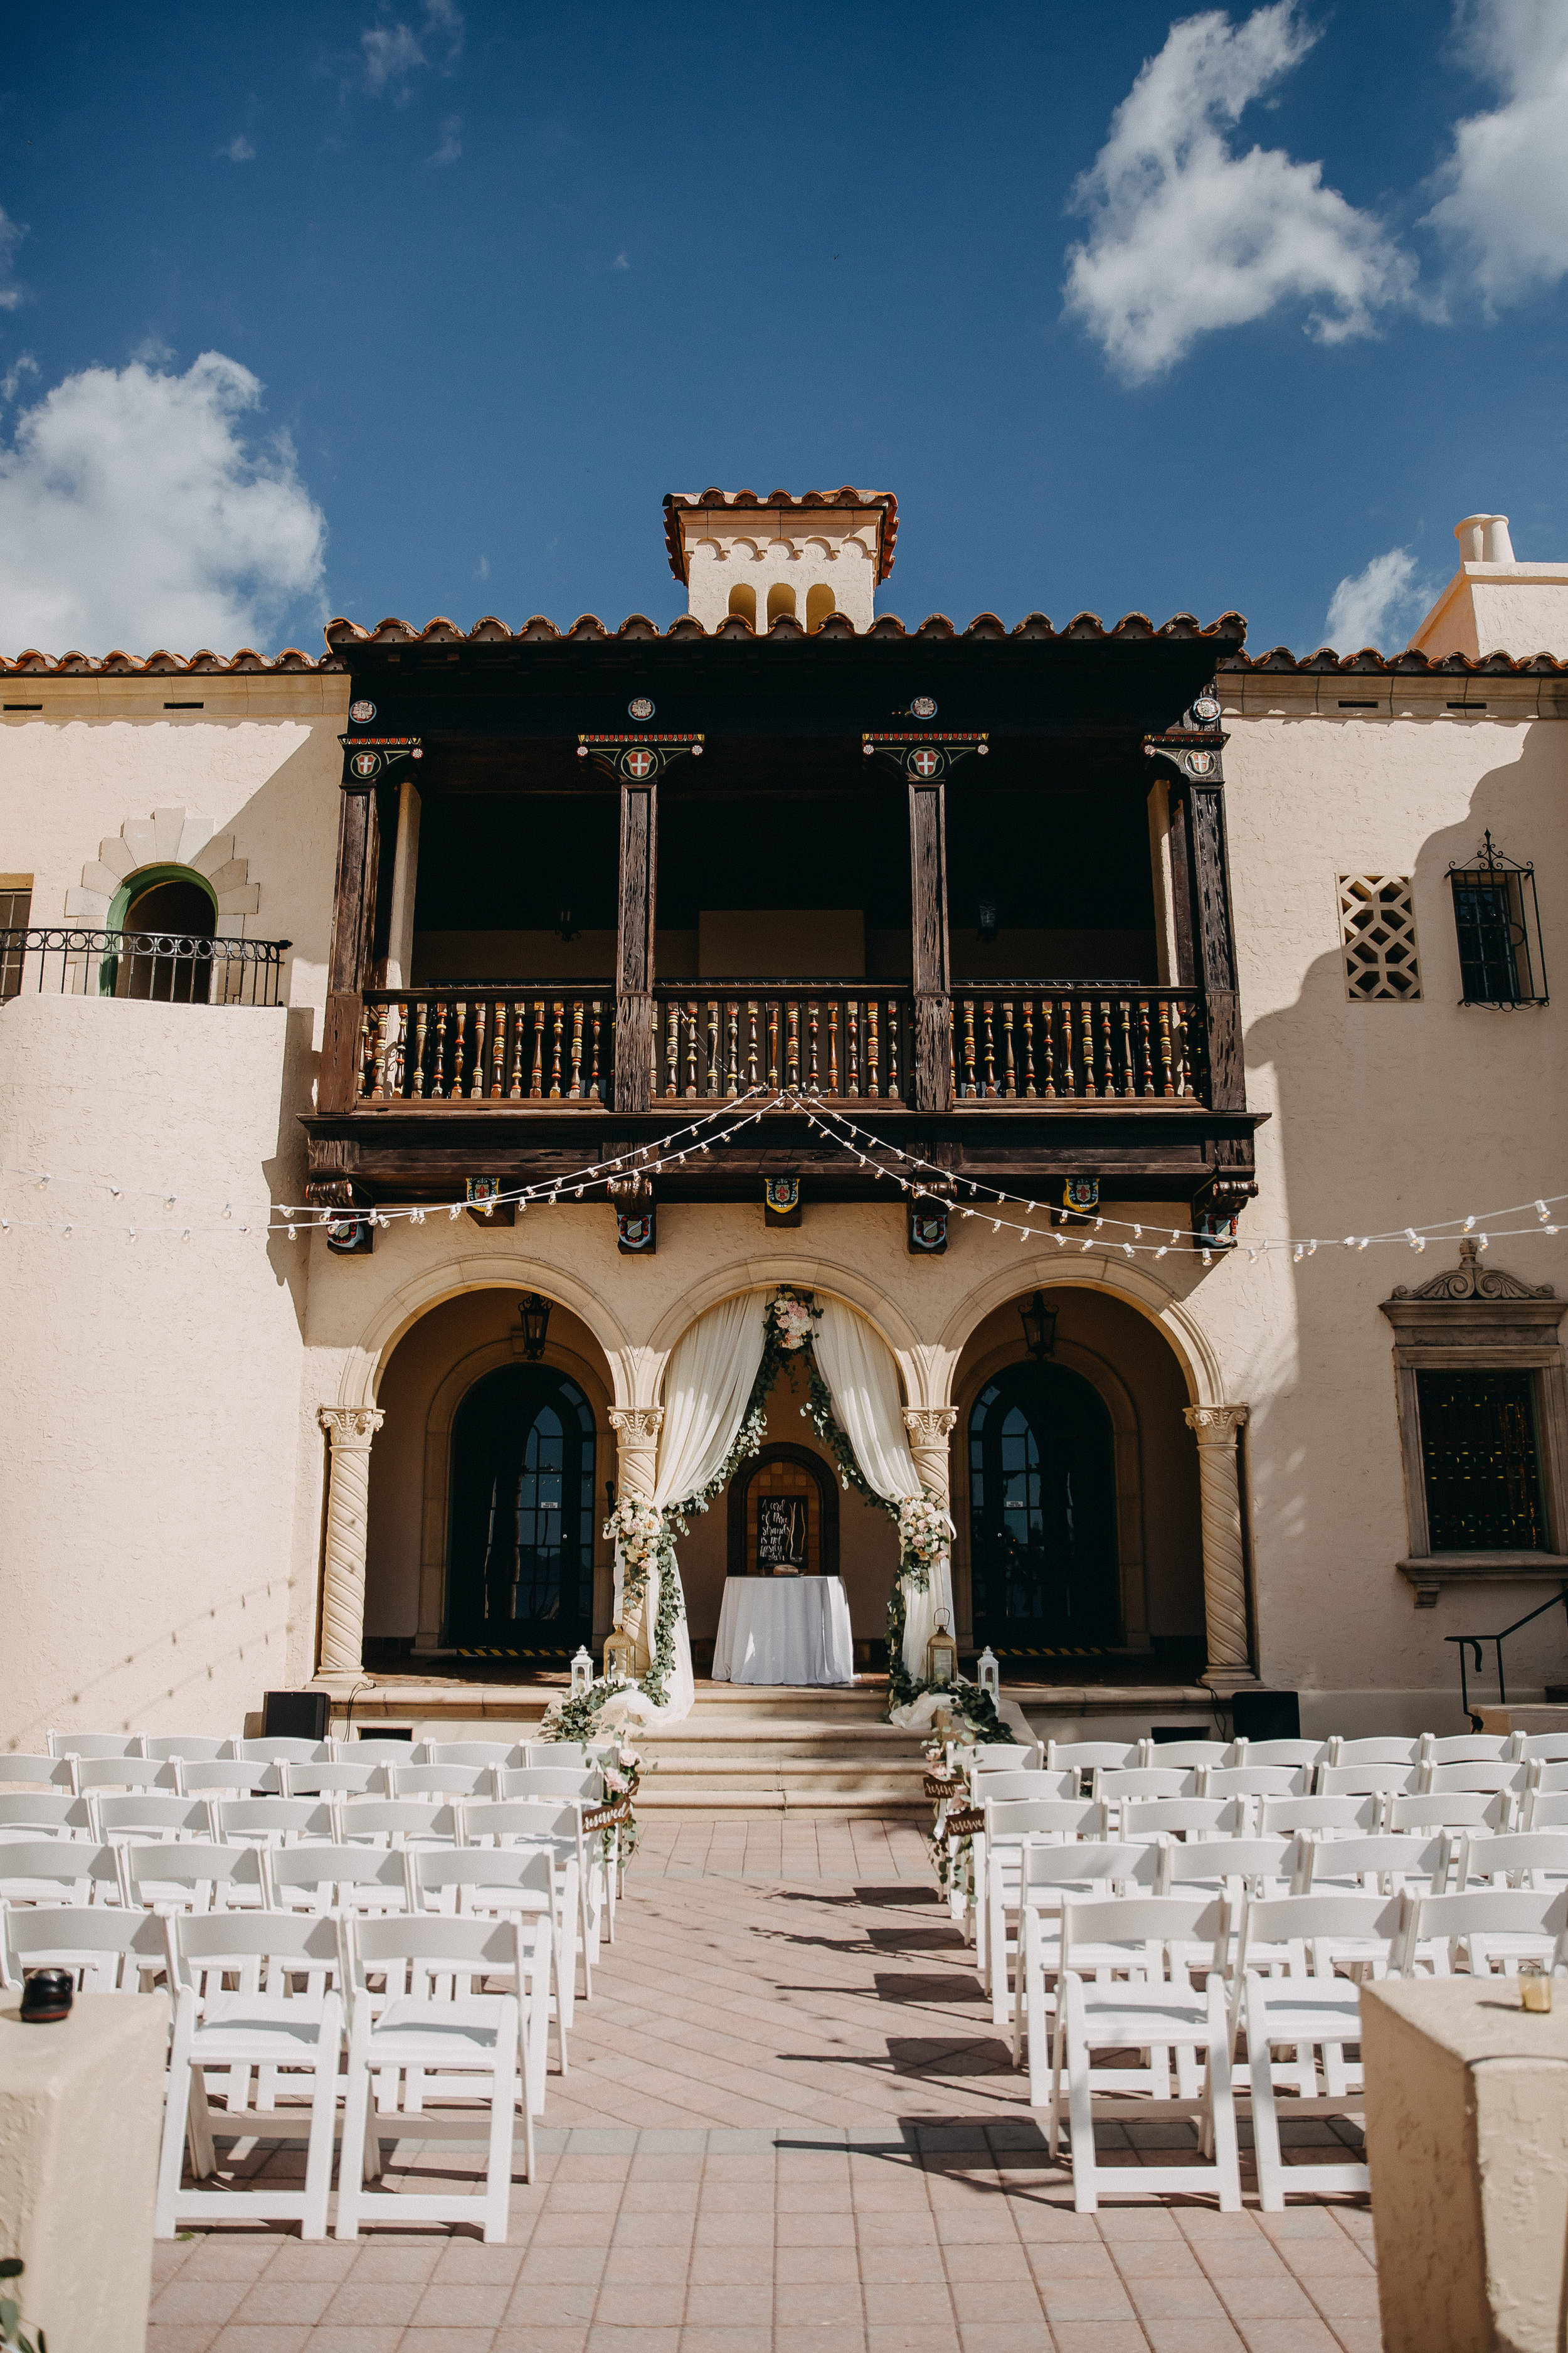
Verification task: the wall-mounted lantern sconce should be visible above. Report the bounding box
[977,897,999,943]
[517,1292,552,1361]
[1019,1290,1057,1362]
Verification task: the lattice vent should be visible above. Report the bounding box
[1338,875,1421,1001]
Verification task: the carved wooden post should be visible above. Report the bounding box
[1182,1403,1254,1690]
[1180,777,1244,1112]
[615,778,657,1113]
[319,771,381,1118]
[908,770,951,1112]
[607,1406,664,1674]
[317,1405,385,1677]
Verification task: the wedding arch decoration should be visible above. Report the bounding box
[540,1283,1014,1743]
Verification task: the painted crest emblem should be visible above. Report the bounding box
[909,747,942,779]
[349,699,376,723]
[350,750,381,781]
[622,746,656,780]
[627,696,655,721]
[765,1177,800,1213]
[909,695,938,719]
[1186,749,1216,777]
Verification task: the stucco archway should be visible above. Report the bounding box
[334,1255,636,1413]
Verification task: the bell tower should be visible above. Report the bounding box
[662,487,898,634]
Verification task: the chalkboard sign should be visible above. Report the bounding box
[757,1494,807,1575]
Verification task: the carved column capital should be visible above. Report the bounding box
[1183,1403,1249,1444]
[319,1405,386,1448]
[903,1408,958,1443]
[608,1407,664,1442]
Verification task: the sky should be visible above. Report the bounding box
[1,1,1566,661]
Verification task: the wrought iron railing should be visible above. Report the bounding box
[1446,1585,1568,1728]
[650,983,912,1101]
[950,987,1207,1102]
[358,989,615,1103]
[0,927,290,1008]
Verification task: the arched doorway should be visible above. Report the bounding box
[446,1366,596,1650]
[968,1361,1120,1650]
[726,1443,840,1579]
[112,868,217,1002]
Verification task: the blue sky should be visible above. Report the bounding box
[1,1,1565,657]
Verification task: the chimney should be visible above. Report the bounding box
[1408,512,1568,661]
[661,489,898,634]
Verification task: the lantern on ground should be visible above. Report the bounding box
[570,1645,593,1697]
[603,1627,636,1686]
[977,1647,1000,1704]
[925,1611,958,1690]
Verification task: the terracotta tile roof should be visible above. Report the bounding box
[662,488,899,584]
[0,645,340,675]
[1219,644,1568,674]
[321,607,1247,649]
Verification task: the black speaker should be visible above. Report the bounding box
[1231,1689,1301,1742]
[1149,1725,1205,1746]
[262,1689,329,1741]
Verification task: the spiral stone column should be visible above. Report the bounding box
[317,1406,385,1678]
[902,1407,958,1506]
[1182,1403,1255,1691]
[608,1407,664,1676]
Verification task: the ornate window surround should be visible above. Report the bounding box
[1380,1240,1568,1604]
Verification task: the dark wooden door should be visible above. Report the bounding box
[447,1368,596,1651]
[968,1364,1120,1650]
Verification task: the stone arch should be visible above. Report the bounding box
[935,1253,1227,1411]
[640,1254,924,1405]
[336,1256,637,1414]
[65,805,260,937]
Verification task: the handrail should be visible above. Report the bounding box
[0,926,291,1009]
[1445,1585,1568,1728]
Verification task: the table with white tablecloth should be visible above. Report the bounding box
[711,1575,855,1687]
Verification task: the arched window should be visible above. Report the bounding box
[109,867,217,1002]
[727,1443,839,1577]
[447,1366,596,1650]
[766,582,797,627]
[727,583,757,627]
[805,584,836,634]
[968,1362,1119,1649]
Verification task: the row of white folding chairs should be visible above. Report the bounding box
[979,1797,1568,2021]
[1019,1730,1568,1771]
[1,1896,551,2241]
[0,1793,611,1994]
[1030,1879,1568,2213]
[968,1754,1568,1815]
[42,1731,615,1769]
[4,1751,603,1802]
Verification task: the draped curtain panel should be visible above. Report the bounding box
[812,1299,954,1683]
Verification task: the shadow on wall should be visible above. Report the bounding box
[1243,733,1566,1706]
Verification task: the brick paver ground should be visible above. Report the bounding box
[149,1815,1381,2353]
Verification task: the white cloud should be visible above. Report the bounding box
[0,354,38,403]
[216,134,256,162]
[1424,0,1568,305]
[1064,3,1414,380]
[0,351,327,656]
[361,0,464,98]
[429,114,462,164]
[1324,546,1436,650]
[0,206,27,312]
[612,250,630,270]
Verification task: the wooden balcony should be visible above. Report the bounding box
[358,989,614,1105]
[950,987,1204,1102]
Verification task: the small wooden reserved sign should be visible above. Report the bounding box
[583,1798,633,1832]
[943,1807,985,1837]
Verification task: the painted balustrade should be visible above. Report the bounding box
[358,991,613,1103]
[649,984,913,1101]
[949,988,1206,1102]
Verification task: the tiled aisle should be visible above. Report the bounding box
[149,1817,1381,2353]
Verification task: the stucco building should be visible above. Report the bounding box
[1,493,1564,1746]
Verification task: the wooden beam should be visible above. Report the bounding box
[908,775,951,1112]
[320,781,381,1117]
[615,780,657,1113]
[1182,780,1244,1111]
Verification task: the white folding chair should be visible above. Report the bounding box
[411,1839,575,2066]
[1202,1765,1310,1805]
[1529,1760,1568,1793]
[1326,1738,1422,1768]
[0,1839,125,1906]
[1232,1891,1405,2208]
[262,1844,411,1916]
[331,1737,418,1764]
[495,1765,603,1800]
[1014,1840,1162,2086]
[1517,1733,1568,1763]
[980,1797,1108,2021]
[1143,1740,1230,1769]
[1422,1733,1513,1764]
[1259,1794,1382,1839]
[214,1798,338,1847]
[1316,1765,1419,1802]
[46,1732,147,1761]
[421,1740,524,1770]
[1456,1829,1568,1895]
[1231,1739,1328,1770]
[120,1840,266,1915]
[1093,1768,1200,1826]
[388,1762,496,1802]
[1386,1792,1512,1840]
[0,1756,77,1792]
[143,1736,232,1763]
[1396,1886,1568,1978]
[968,1739,1044,1774]
[335,1797,464,1849]
[0,1901,169,1994]
[154,1909,343,2238]
[278,1760,389,1801]
[233,1737,332,1768]
[489,1773,608,1969]
[177,1760,281,1800]
[1527,1790,1568,1831]
[1158,1835,1296,1904]
[1298,1833,1449,1899]
[1044,1741,1147,1788]
[1121,1798,1244,1845]
[523,1741,599,1770]
[336,1909,548,2239]
[0,1792,95,1842]
[69,1758,180,1799]
[967,1768,1075,1802]
[89,1794,217,1846]
[1047,1894,1240,2213]
[1421,1760,1528,1803]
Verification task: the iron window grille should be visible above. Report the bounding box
[1415,1368,1548,1553]
[1446,832,1547,1007]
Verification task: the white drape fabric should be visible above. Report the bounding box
[812,1299,953,1687]
[607,1292,768,1729]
